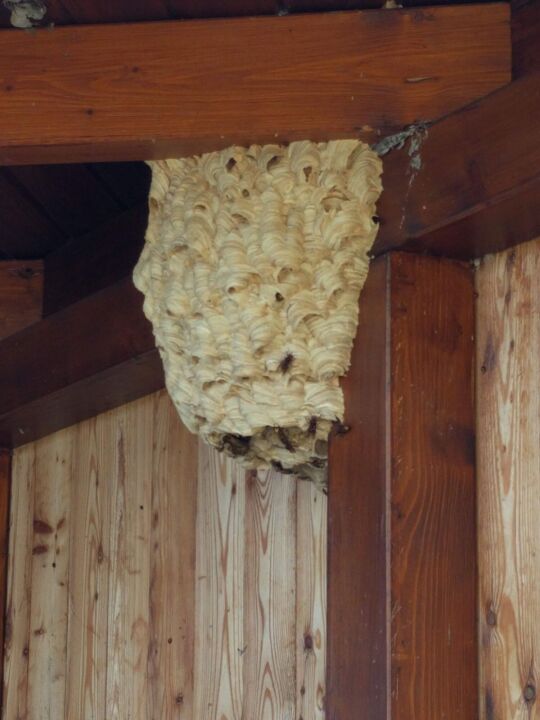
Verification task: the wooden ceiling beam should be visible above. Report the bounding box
[375,71,540,259]
[0,278,163,448]
[0,5,510,165]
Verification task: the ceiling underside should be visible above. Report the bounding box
[0,0,497,28]
[0,163,150,260]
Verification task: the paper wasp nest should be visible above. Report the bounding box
[134,140,382,487]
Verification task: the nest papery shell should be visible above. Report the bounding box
[134,139,382,485]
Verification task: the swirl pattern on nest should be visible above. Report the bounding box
[134,139,382,485]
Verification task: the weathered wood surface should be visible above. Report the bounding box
[376,72,540,259]
[0,277,163,448]
[296,481,326,720]
[327,252,476,719]
[4,391,326,719]
[477,237,540,719]
[0,261,42,341]
[244,469,297,719]
[0,451,10,712]
[0,6,510,165]
[27,431,72,719]
[3,444,34,720]
[193,446,247,719]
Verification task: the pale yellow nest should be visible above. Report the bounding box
[134,139,382,486]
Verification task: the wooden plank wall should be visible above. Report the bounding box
[477,236,540,719]
[3,390,326,720]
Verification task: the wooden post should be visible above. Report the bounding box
[327,252,477,719]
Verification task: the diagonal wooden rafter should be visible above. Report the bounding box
[0,5,510,165]
[375,71,540,258]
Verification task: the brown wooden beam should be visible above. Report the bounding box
[0,278,163,448]
[0,261,42,341]
[327,252,476,719]
[0,6,510,165]
[375,72,540,259]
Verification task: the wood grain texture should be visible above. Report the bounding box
[327,253,476,720]
[244,469,297,720]
[5,391,325,719]
[388,253,476,719]
[0,261,43,340]
[0,451,10,712]
[3,444,35,720]
[0,277,163,448]
[27,430,73,720]
[193,446,247,720]
[477,237,540,719]
[64,417,112,719]
[105,399,152,719]
[296,481,326,720]
[194,453,313,720]
[376,72,540,260]
[0,6,510,164]
[148,394,197,720]
[327,257,389,720]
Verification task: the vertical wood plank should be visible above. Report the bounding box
[5,389,327,719]
[389,253,476,720]
[193,444,247,720]
[0,451,10,711]
[64,416,112,719]
[296,480,326,720]
[27,429,73,720]
[477,237,540,719]
[327,253,476,720]
[327,257,390,720]
[105,399,152,720]
[243,469,297,720]
[147,392,197,719]
[3,444,34,720]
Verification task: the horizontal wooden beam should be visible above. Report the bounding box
[0,278,163,447]
[327,252,476,719]
[375,72,540,259]
[0,6,510,165]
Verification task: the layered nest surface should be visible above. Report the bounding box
[134,139,382,487]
